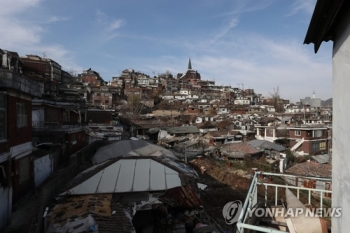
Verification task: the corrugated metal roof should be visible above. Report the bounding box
[67,159,182,195]
[311,154,330,164]
[92,140,178,164]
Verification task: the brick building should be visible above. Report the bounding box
[0,57,43,230]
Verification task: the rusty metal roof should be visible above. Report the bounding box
[47,194,135,233]
[159,184,202,208]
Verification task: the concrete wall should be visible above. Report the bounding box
[332,6,350,232]
[33,154,52,188]
[0,186,12,231]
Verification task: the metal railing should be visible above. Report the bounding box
[32,121,83,130]
[236,171,332,233]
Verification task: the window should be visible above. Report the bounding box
[16,103,27,128]
[0,94,6,140]
[104,93,109,97]
[105,100,109,104]
[312,130,323,137]
[311,142,319,151]
[312,141,327,152]
[96,93,101,97]
[320,141,327,151]
[295,130,301,136]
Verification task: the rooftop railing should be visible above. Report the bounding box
[236,171,332,233]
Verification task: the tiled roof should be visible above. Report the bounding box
[196,121,216,129]
[285,162,332,178]
[220,142,260,158]
[215,119,233,129]
[247,140,286,152]
[159,184,202,208]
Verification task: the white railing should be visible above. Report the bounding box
[236,172,332,233]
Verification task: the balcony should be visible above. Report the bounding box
[236,172,332,233]
[0,70,43,97]
[32,121,84,132]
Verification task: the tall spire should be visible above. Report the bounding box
[188,58,192,70]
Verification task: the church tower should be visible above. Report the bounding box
[188,58,192,70]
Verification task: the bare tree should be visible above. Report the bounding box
[269,86,282,112]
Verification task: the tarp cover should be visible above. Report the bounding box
[92,140,178,164]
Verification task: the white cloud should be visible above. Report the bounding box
[0,0,82,73]
[219,0,274,17]
[96,10,108,23]
[108,19,124,31]
[209,18,239,45]
[286,0,316,16]
[95,10,124,42]
[0,0,41,16]
[48,16,70,23]
[139,33,331,102]
[0,19,43,49]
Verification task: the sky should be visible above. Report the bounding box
[0,0,332,102]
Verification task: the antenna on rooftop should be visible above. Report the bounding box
[43,52,47,58]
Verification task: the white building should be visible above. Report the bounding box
[234,97,251,105]
[304,1,350,232]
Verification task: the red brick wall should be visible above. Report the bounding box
[8,96,32,148]
[265,128,274,137]
[65,130,88,156]
[87,111,112,124]
[43,105,79,124]
[186,108,199,115]
[92,93,112,106]
[23,59,48,75]
[44,105,62,123]
[289,129,328,140]
[82,75,101,86]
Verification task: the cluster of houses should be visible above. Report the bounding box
[0,47,333,232]
[129,107,332,176]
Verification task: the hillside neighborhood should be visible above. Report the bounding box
[0,49,333,232]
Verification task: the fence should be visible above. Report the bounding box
[236,171,332,233]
